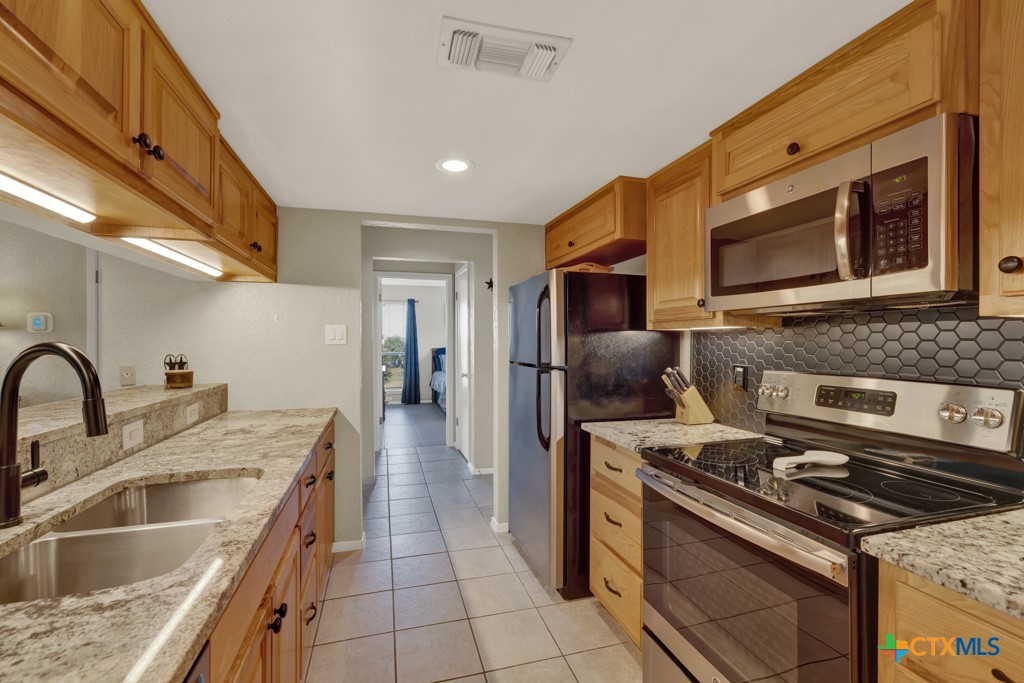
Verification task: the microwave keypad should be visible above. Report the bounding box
[873,157,928,275]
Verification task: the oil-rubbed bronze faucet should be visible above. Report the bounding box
[0,343,108,528]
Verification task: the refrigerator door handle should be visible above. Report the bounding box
[536,367,551,451]
[536,285,550,368]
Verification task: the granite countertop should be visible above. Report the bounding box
[861,509,1024,620]
[582,418,761,452]
[18,384,225,446]
[0,406,337,683]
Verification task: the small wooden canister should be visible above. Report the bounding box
[165,369,194,389]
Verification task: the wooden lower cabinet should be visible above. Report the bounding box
[877,560,1024,682]
[589,436,643,647]
[212,421,336,683]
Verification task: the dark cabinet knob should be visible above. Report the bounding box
[305,474,316,488]
[568,240,575,248]
[256,243,263,253]
[148,145,166,161]
[327,470,335,481]
[304,531,317,548]
[274,602,288,619]
[998,256,1023,274]
[326,441,334,451]
[786,142,801,156]
[250,241,259,251]
[697,298,706,308]
[267,616,282,633]
[132,133,152,150]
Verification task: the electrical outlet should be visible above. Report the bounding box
[732,365,749,390]
[122,419,144,451]
[119,365,136,387]
[186,403,199,425]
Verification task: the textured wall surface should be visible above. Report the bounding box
[0,221,88,406]
[692,306,1024,433]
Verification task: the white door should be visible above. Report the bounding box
[455,266,471,461]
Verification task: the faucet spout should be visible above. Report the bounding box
[0,343,107,528]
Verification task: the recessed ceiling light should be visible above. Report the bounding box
[0,171,96,223]
[436,158,474,173]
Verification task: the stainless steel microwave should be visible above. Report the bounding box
[704,113,976,315]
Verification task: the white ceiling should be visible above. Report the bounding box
[144,0,910,225]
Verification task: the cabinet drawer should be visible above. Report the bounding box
[589,476,642,574]
[299,489,318,578]
[591,438,642,499]
[316,421,336,474]
[715,16,938,194]
[298,456,317,511]
[590,536,642,648]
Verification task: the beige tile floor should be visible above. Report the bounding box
[305,406,642,682]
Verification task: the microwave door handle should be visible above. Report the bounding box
[635,468,849,586]
[834,180,865,281]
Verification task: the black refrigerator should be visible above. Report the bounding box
[508,270,677,599]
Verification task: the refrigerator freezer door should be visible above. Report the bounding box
[508,362,560,588]
[509,272,552,366]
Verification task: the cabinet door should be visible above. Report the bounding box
[228,594,272,683]
[980,0,1024,316]
[268,530,301,683]
[316,471,328,597]
[252,189,278,269]
[646,145,714,328]
[0,0,142,166]
[217,141,254,256]
[141,29,219,224]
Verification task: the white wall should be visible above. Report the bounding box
[0,220,88,406]
[380,282,447,403]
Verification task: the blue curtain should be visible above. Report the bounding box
[401,298,420,404]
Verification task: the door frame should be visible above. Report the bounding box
[372,271,454,453]
[453,263,474,464]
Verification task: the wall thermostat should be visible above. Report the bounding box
[27,313,52,333]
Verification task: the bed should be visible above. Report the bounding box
[429,347,447,413]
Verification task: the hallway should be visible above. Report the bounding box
[304,404,642,682]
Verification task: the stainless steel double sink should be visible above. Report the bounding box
[0,476,258,605]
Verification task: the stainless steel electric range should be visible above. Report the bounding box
[638,371,1024,683]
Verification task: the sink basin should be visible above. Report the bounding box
[0,520,219,604]
[54,477,259,532]
[0,476,259,604]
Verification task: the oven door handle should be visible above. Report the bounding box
[834,179,865,281]
[636,469,849,587]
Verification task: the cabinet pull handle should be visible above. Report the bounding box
[786,141,801,156]
[305,531,317,548]
[992,669,1016,683]
[326,441,334,451]
[305,603,318,626]
[274,602,288,619]
[603,577,622,597]
[999,256,1023,274]
[132,132,153,150]
[568,240,575,248]
[604,512,622,527]
[267,616,282,634]
[250,241,259,251]
[697,298,705,308]
[327,470,335,481]
[603,460,623,473]
[147,145,166,161]
[306,474,317,488]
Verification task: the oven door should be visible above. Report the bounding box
[638,467,856,683]
[705,145,872,314]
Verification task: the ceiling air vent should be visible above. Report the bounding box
[437,17,571,82]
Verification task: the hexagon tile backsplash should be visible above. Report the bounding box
[691,306,1024,433]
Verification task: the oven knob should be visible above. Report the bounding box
[938,403,967,424]
[757,385,771,397]
[776,386,790,399]
[971,407,1004,429]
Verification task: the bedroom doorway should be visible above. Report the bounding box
[374,272,454,451]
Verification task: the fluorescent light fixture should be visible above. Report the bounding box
[0,171,96,223]
[435,157,474,173]
[121,238,223,278]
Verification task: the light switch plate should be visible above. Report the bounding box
[123,419,144,451]
[325,324,347,345]
[186,403,199,425]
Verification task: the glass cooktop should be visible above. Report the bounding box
[643,439,1024,532]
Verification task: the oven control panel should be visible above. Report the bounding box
[872,157,928,276]
[814,385,896,416]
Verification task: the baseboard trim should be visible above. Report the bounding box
[332,533,367,553]
[490,517,509,533]
[472,467,494,475]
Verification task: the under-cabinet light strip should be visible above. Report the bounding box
[0,172,96,224]
[121,238,223,278]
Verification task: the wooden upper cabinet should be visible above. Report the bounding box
[252,187,278,269]
[979,0,1024,316]
[545,177,646,269]
[0,0,143,166]
[141,28,219,225]
[646,143,778,330]
[217,140,254,256]
[712,0,978,198]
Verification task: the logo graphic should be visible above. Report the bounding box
[879,634,910,664]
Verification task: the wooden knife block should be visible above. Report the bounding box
[674,386,715,425]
